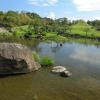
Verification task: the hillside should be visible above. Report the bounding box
[71,21,100,37]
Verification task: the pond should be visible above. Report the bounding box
[0,40,100,100]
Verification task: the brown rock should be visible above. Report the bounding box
[0,43,40,75]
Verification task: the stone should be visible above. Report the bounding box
[60,71,72,77]
[51,66,66,73]
[0,43,41,75]
[51,66,72,77]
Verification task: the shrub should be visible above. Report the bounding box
[40,56,54,67]
[32,52,54,67]
[32,51,40,62]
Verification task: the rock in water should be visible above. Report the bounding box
[0,43,40,75]
[60,71,72,77]
[51,66,66,73]
[51,66,72,77]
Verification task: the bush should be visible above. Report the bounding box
[40,56,54,67]
[32,52,54,67]
[32,51,40,62]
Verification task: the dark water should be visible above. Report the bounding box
[0,41,100,100]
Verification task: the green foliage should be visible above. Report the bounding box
[87,20,100,31]
[40,56,54,67]
[0,11,40,28]
[83,27,90,35]
[0,10,100,39]
[70,21,100,37]
[32,51,40,62]
[32,51,54,67]
[45,32,67,42]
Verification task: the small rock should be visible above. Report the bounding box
[51,66,66,73]
[51,66,72,78]
[60,71,72,77]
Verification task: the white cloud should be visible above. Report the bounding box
[47,12,56,20]
[95,17,100,20]
[70,48,100,65]
[73,0,100,11]
[48,0,58,5]
[29,0,58,6]
[43,3,49,6]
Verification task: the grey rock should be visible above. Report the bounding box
[0,28,8,33]
[0,43,41,75]
[51,66,66,73]
[52,66,72,77]
[60,71,72,77]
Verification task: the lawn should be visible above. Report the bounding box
[71,21,100,37]
[2,22,100,39]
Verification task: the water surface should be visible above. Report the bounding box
[0,40,100,100]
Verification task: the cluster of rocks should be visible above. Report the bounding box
[51,66,72,77]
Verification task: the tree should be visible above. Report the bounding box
[26,12,40,19]
[87,20,100,31]
[0,11,4,26]
[67,26,72,33]
[83,27,90,37]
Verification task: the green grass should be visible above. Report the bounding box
[11,25,28,36]
[11,25,36,37]
[71,21,100,37]
[1,22,99,41]
[45,32,67,42]
[40,56,54,67]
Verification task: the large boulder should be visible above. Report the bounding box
[0,43,40,75]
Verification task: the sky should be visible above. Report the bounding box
[0,0,100,20]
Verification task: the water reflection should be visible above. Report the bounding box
[0,40,100,100]
[33,41,100,71]
[70,47,100,65]
[50,42,64,53]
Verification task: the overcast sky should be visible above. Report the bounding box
[0,0,100,20]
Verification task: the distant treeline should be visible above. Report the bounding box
[0,11,100,39]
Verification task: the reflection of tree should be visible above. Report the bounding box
[96,43,100,48]
[29,40,42,52]
[50,41,64,53]
[34,47,42,53]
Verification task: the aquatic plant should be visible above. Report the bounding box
[32,52,54,67]
[40,56,54,67]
